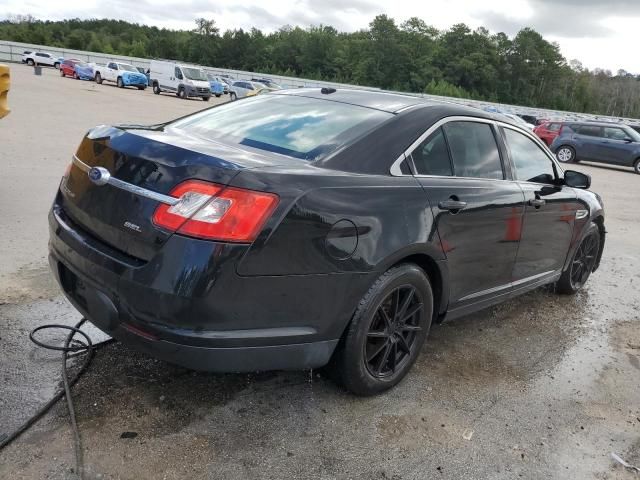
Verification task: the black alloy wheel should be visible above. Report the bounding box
[332,264,433,396]
[557,222,600,294]
[364,286,423,379]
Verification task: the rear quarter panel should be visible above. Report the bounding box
[233,168,445,277]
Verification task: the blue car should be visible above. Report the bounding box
[207,74,227,97]
[74,63,95,81]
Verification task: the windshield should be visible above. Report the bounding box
[170,94,392,161]
[76,63,89,68]
[182,67,207,81]
[118,64,137,72]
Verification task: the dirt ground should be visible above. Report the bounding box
[0,64,639,480]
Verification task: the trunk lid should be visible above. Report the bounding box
[59,124,296,261]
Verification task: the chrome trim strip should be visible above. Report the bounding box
[389,115,560,177]
[457,270,556,302]
[72,154,90,172]
[72,155,179,206]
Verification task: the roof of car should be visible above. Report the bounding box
[571,121,631,128]
[274,88,441,113]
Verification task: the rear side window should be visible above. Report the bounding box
[504,128,556,184]
[411,128,453,176]
[577,125,602,137]
[171,94,393,161]
[442,122,504,180]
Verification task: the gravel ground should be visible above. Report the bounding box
[0,64,639,480]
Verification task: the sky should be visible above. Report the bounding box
[4,0,640,74]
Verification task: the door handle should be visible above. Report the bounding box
[528,198,546,208]
[438,199,468,212]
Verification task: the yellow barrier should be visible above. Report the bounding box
[0,64,9,119]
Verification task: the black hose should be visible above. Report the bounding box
[0,318,114,479]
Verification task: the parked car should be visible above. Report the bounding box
[59,59,82,78]
[517,114,537,126]
[150,60,211,101]
[207,74,229,97]
[534,121,564,146]
[21,51,32,63]
[136,66,151,85]
[229,80,268,99]
[550,122,640,173]
[73,62,96,81]
[245,86,278,97]
[94,61,148,89]
[24,52,60,68]
[50,89,604,395]
[502,113,534,130]
[250,78,282,89]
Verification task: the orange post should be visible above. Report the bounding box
[0,64,9,119]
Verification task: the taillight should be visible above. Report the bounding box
[152,180,279,243]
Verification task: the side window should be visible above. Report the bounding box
[603,127,629,140]
[174,67,182,79]
[36,53,45,57]
[442,122,504,180]
[577,125,602,137]
[504,128,556,184]
[108,62,116,69]
[411,128,453,176]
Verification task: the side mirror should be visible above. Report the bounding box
[564,170,591,189]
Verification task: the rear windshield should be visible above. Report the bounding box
[170,94,393,160]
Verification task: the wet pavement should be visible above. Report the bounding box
[1,66,639,479]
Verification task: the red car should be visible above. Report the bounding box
[533,121,564,146]
[59,59,82,78]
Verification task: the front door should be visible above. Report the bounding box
[501,127,578,282]
[599,126,635,165]
[411,121,525,310]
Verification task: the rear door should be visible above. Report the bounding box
[574,125,603,160]
[501,126,578,282]
[106,62,118,82]
[600,126,635,165]
[411,120,525,310]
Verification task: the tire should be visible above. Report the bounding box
[137,86,145,90]
[153,83,161,95]
[556,222,601,294]
[54,62,60,69]
[215,94,221,98]
[117,77,124,88]
[332,264,434,396]
[27,59,34,66]
[230,92,237,101]
[634,158,640,175]
[556,145,576,163]
[73,72,78,79]
[202,96,210,102]
[178,87,187,99]
[60,69,65,77]
[95,73,102,84]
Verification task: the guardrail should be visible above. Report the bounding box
[1,39,638,124]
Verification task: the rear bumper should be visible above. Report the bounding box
[48,200,365,371]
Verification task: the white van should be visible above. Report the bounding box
[150,60,211,101]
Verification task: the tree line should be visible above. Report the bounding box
[2,15,640,118]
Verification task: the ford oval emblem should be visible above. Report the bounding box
[88,166,110,186]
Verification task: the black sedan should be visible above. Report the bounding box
[49,89,605,395]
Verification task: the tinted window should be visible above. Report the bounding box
[174,67,182,78]
[36,53,46,57]
[108,63,117,69]
[171,94,393,161]
[411,128,453,176]
[603,127,629,140]
[577,125,602,137]
[504,128,556,184]
[548,123,561,132]
[443,122,503,179]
